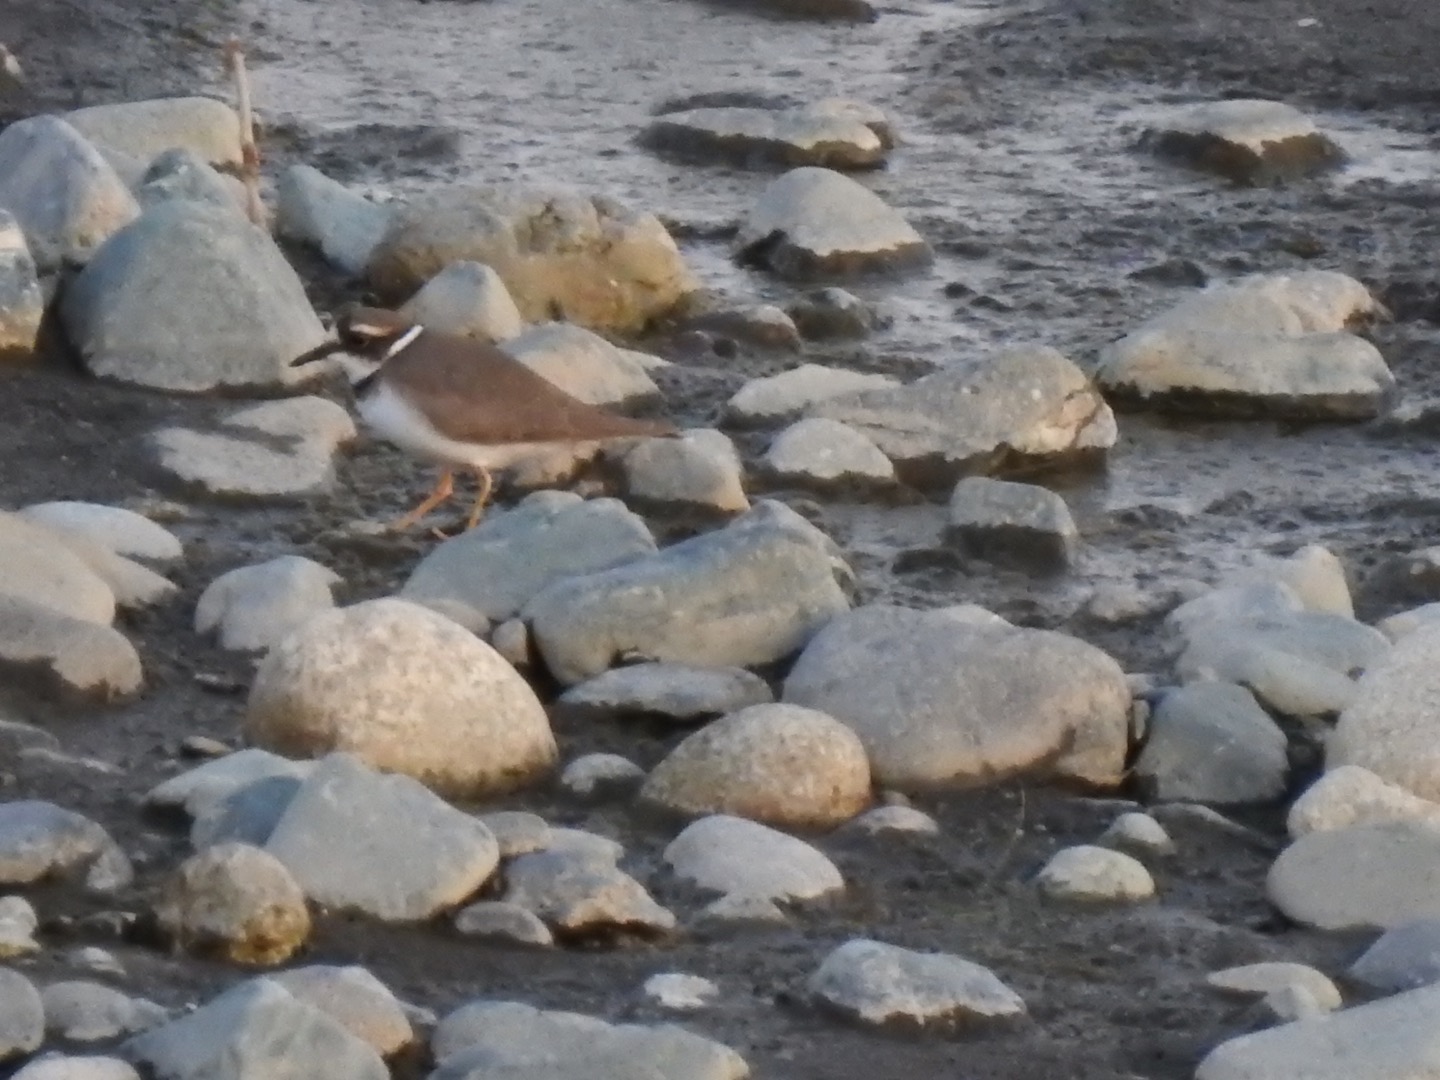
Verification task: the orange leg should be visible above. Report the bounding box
[465,469,494,531]
[388,468,454,532]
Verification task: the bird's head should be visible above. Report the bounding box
[290,304,421,384]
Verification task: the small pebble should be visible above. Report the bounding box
[559,754,645,799]
[1098,812,1175,856]
[642,973,719,1011]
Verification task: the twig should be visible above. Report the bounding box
[223,38,264,226]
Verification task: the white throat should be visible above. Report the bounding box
[383,325,424,361]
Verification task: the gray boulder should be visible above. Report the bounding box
[0,209,42,360]
[275,164,394,278]
[145,748,314,821]
[0,801,132,893]
[120,978,388,1080]
[1287,765,1440,838]
[621,429,750,514]
[1268,822,1440,930]
[262,753,501,921]
[946,477,1079,572]
[737,167,928,279]
[525,500,852,686]
[1096,270,1392,420]
[0,116,139,271]
[812,346,1116,491]
[725,363,899,426]
[398,259,524,342]
[783,604,1130,790]
[763,417,895,491]
[1133,682,1289,804]
[196,556,342,652]
[1145,98,1345,184]
[429,1001,748,1080]
[41,981,167,1042]
[1349,919,1440,993]
[366,185,699,335]
[136,149,244,216]
[63,97,244,169]
[268,966,413,1058]
[502,850,676,938]
[62,200,329,393]
[399,492,655,625]
[663,814,843,902]
[808,939,1025,1031]
[0,967,43,1061]
[643,101,890,170]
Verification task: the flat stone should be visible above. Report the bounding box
[812,346,1116,491]
[275,164,393,277]
[120,978,388,1080]
[0,512,118,625]
[725,364,899,426]
[1098,812,1175,856]
[1223,544,1353,619]
[1206,962,1341,1012]
[621,429,749,515]
[502,849,676,938]
[63,97,243,168]
[663,814,843,902]
[16,503,182,563]
[0,595,143,703]
[1134,683,1289,804]
[1145,98,1345,184]
[12,1057,141,1080]
[148,428,341,503]
[0,209,42,360]
[17,519,176,613]
[1330,624,1440,800]
[946,477,1079,572]
[1035,845,1155,902]
[1268,822,1440,930]
[643,973,719,1011]
[195,556,342,652]
[262,753,501,921]
[559,753,646,799]
[0,801,132,893]
[842,805,939,836]
[783,604,1130,790]
[0,116,139,271]
[0,967,44,1062]
[399,259,524,343]
[1348,919,1440,992]
[1195,982,1440,1080]
[1096,270,1391,420]
[641,703,871,828]
[367,185,698,335]
[525,500,852,686]
[643,102,889,170]
[1287,765,1440,838]
[683,303,801,351]
[473,811,551,858]
[429,1001,748,1080]
[153,842,311,966]
[247,598,557,799]
[41,981,167,1042]
[399,492,656,625]
[809,939,1026,1031]
[269,965,413,1058]
[764,417,896,490]
[144,748,314,820]
[499,322,660,407]
[557,662,773,723]
[543,828,625,864]
[736,167,929,279]
[453,901,554,947]
[188,775,301,850]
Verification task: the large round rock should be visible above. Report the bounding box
[783,605,1130,790]
[641,703,871,828]
[245,599,557,799]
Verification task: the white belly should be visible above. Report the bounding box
[356,382,623,472]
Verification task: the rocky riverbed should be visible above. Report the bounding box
[6,0,1440,1077]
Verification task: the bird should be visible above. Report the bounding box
[290,305,678,534]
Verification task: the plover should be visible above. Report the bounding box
[291,304,677,532]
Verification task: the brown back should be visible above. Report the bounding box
[378,330,678,445]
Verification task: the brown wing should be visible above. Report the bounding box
[382,331,678,445]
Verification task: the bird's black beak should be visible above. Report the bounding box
[290,339,349,367]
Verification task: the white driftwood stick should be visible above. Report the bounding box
[224,38,264,226]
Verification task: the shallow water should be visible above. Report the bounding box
[236,0,1440,642]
